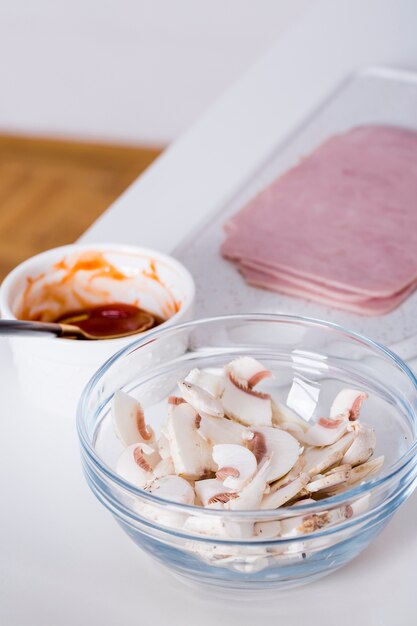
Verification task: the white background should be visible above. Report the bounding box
[0,0,311,144]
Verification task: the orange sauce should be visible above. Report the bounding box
[54,251,127,283]
[143,259,181,316]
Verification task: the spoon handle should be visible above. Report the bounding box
[0,320,64,337]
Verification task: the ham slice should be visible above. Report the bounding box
[222,125,417,315]
[241,259,371,303]
[240,265,417,316]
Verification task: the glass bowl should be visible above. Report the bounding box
[77,314,417,592]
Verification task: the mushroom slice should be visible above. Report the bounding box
[227,458,272,511]
[254,520,282,539]
[298,415,349,447]
[271,400,309,432]
[226,356,272,388]
[115,443,156,487]
[157,432,171,459]
[183,515,229,538]
[302,431,356,476]
[112,390,155,447]
[165,402,215,479]
[326,463,352,475]
[280,498,320,536]
[197,415,246,446]
[349,455,384,483]
[184,368,225,398]
[194,478,238,508]
[325,456,384,495]
[212,444,257,490]
[260,473,309,510]
[306,467,351,494]
[221,357,273,427]
[268,457,306,495]
[278,422,307,441]
[342,424,376,466]
[242,429,268,463]
[167,396,186,405]
[148,475,195,505]
[281,500,352,536]
[330,389,368,421]
[246,427,301,482]
[178,381,224,418]
[134,500,185,530]
[153,457,175,478]
[349,494,371,517]
[221,373,272,427]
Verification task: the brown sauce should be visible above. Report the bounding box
[55,302,164,338]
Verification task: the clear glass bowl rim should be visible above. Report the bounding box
[77,313,417,519]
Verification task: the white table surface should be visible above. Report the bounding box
[2,1,417,624]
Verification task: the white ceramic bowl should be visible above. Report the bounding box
[0,243,195,415]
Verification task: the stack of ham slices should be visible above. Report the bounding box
[221,126,417,316]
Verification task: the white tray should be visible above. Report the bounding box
[174,67,417,361]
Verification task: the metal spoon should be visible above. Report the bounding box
[0,316,155,340]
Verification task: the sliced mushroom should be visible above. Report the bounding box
[147,475,195,505]
[164,402,215,479]
[221,374,272,427]
[153,456,175,478]
[178,381,224,418]
[268,456,306,495]
[157,432,171,459]
[226,356,272,387]
[280,500,351,536]
[212,443,257,490]
[115,443,157,487]
[183,514,229,538]
[330,388,368,421]
[302,431,356,476]
[197,414,246,446]
[194,478,238,508]
[298,415,350,447]
[349,494,371,517]
[219,357,273,427]
[254,520,282,539]
[117,361,384,528]
[184,368,225,398]
[306,466,351,493]
[245,426,301,483]
[280,499,322,536]
[326,462,352,474]
[324,456,384,496]
[271,399,309,432]
[242,429,267,463]
[278,422,308,441]
[134,499,186,531]
[260,473,309,509]
[112,390,155,447]
[342,424,376,466]
[349,455,384,483]
[167,396,186,406]
[227,458,272,511]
